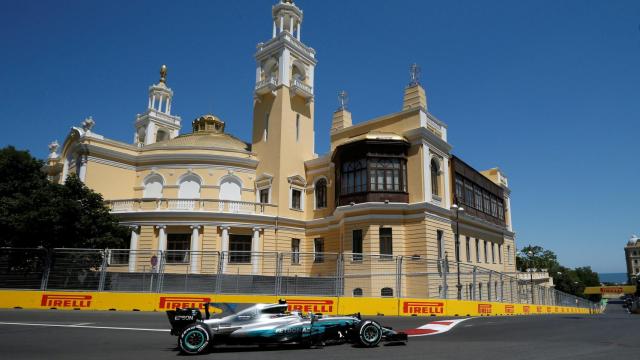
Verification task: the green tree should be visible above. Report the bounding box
[0,146,128,249]
[516,245,560,272]
[517,244,601,301]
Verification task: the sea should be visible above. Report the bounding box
[598,273,628,284]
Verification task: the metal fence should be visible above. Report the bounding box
[0,248,596,309]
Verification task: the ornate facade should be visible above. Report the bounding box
[46,0,517,297]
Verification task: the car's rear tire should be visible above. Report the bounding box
[356,320,382,347]
[179,324,211,355]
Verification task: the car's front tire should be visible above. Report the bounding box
[179,324,212,355]
[356,320,383,347]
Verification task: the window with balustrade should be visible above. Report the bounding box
[143,174,164,198]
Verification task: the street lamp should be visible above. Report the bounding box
[452,203,464,300]
[528,250,534,304]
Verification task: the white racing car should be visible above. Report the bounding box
[166,299,408,354]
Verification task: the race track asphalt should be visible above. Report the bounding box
[0,303,637,360]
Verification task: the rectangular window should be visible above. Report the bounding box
[483,240,488,263]
[263,112,269,141]
[291,238,300,264]
[295,114,300,142]
[437,230,444,260]
[483,191,491,214]
[498,200,504,220]
[229,234,252,264]
[352,229,363,261]
[498,244,502,264]
[465,236,471,262]
[314,238,324,263]
[464,181,474,207]
[379,228,393,257]
[259,188,269,204]
[455,177,464,204]
[291,189,302,210]
[166,233,190,263]
[490,196,498,217]
[491,243,496,263]
[507,245,512,265]
[475,238,480,262]
[474,186,483,210]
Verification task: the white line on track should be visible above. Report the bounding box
[0,322,169,332]
[405,318,471,337]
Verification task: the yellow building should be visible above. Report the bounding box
[46,0,517,300]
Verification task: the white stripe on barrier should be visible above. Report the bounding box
[0,321,169,332]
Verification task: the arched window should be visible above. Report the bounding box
[353,288,363,297]
[315,178,327,209]
[292,62,306,81]
[142,174,164,198]
[431,158,440,196]
[178,173,201,199]
[156,129,169,142]
[219,176,242,201]
[381,287,393,297]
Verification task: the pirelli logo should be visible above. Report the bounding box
[547,307,552,313]
[158,296,211,310]
[477,303,492,314]
[504,305,515,314]
[523,305,530,313]
[402,301,445,315]
[536,306,543,313]
[41,294,92,308]
[287,299,333,313]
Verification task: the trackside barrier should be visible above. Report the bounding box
[0,290,597,316]
[0,248,599,311]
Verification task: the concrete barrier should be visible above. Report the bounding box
[0,290,595,316]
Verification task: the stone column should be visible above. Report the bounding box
[220,226,230,273]
[151,94,156,109]
[442,156,451,208]
[78,155,88,183]
[422,141,432,203]
[156,225,167,251]
[279,16,284,33]
[190,225,201,274]
[297,22,301,40]
[158,95,163,112]
[252,227,261,275]
[272,21,276,38]
[289,17,294,33]
[128,225,140,273]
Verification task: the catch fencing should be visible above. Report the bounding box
[0,248,596,309]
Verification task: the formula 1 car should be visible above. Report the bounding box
[166,300,408,355]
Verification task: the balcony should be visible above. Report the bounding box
[290,78,313,100]
[255,76,278,96]
[106,198,277,215]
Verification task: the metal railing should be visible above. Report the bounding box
[0,248,597,310]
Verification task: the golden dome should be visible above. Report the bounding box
[145,114,250,152]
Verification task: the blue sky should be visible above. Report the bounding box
[1,0,639,273]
